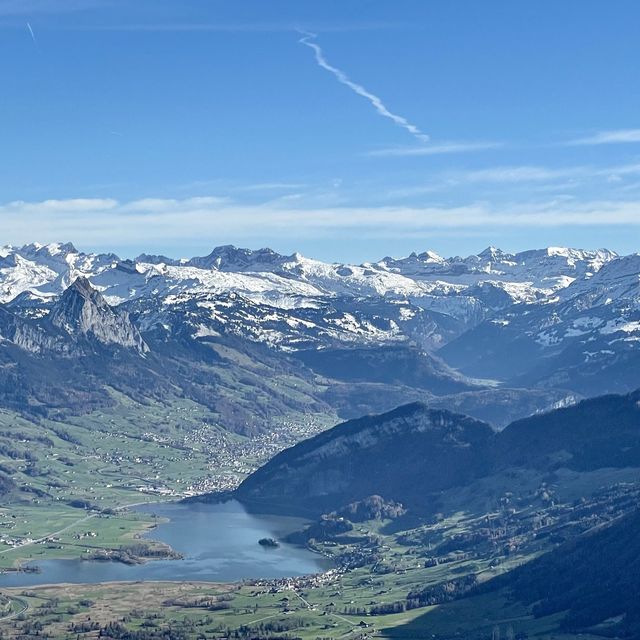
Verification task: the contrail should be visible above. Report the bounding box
[298,30,429,143]
[26,22,37,44]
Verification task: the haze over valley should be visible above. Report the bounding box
[2,1,640,638]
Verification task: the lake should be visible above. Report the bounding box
[0,500,331,587]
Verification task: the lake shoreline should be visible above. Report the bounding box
[0,497,171,573]
[0,500,331,587]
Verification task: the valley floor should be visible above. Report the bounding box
[2,392,639,639]
[0,560,609,639]
[2,490,635,639]
[0,390,335,572]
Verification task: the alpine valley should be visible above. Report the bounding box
[1,242,640,640]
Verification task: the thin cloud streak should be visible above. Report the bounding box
[460,165,585,184]
[568,129,640,145]
[298,30,429,143]
[380,163,640,200]
[26,21,37,43]
[236,182,307,192]
[368,141,502,157]
[448,163,640,185]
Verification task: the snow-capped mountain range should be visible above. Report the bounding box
[0,242,617,307]
[0,241,638,402]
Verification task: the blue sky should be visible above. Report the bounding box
[1,0,640,262]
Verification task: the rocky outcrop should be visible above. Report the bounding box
[49,277,148,353]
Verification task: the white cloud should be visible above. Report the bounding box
[235,182,307,192]
[368,141,502,157]
[26,22,36,43]
[459,165,584,184]
[2,195,640,250]
[1,198,118,214]
[120,196,228,213]
[298,31,429,143]
[446,163,640,185]
[568,129,640,145]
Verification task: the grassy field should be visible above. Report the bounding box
[0,496,609,639]
[0,387,334,571]
[0,574,599,639]
[0,395,201,570]
[0,503,161,569]
[0,385,631,639]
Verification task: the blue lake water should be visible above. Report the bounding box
[0,500,330,587]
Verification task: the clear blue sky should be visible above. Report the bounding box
[1,0,639,262]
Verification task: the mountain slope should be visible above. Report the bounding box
[293,345,476,394]
[0,242,626,354]
[440,253,640,394]
[236,389,640,515]
[1,241,639,431]
[497,389,640,470]
[236,403,495,515]
[482,508,640,636]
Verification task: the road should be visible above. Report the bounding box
[0,596,29,621]
[289,588,360,634]
[0,498,161,557]
[0,512,99,557]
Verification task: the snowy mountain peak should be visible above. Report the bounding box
[66,275,94,297]
[19,241,79,260]
[186,245,294,272]
[0,243,638,396]
[0,242,633,354]
[135,253,183,266]
[560,253,640,303]
[514,246,617,264]
[416,250,446,263]
[478,246,509,261]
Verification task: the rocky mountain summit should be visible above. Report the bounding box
[49,277,148,354]
[0,242,638,429]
